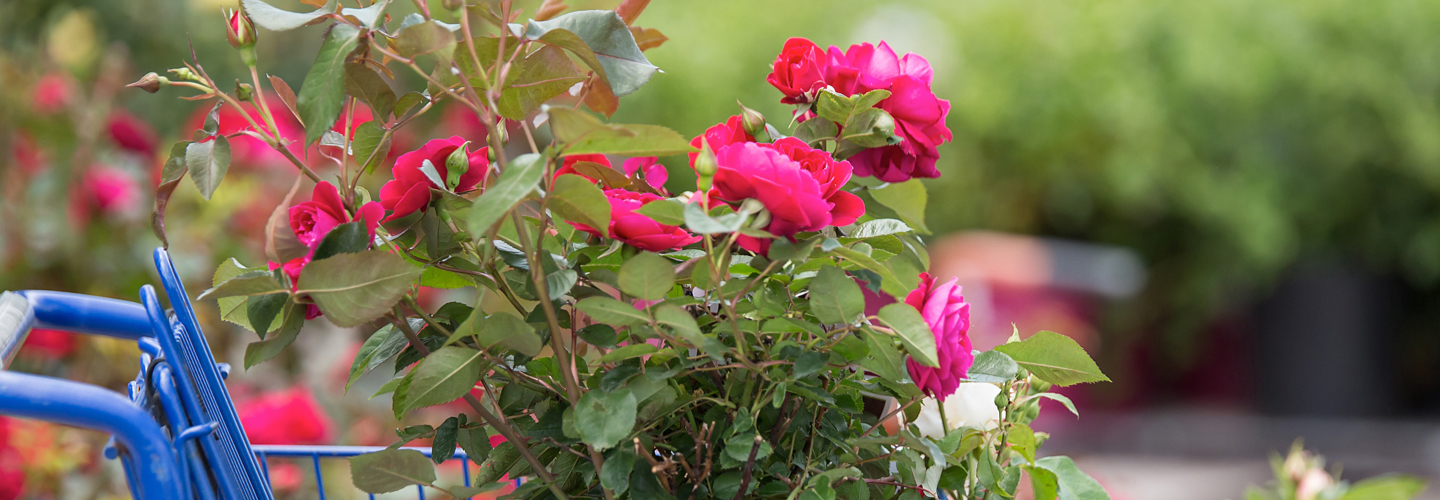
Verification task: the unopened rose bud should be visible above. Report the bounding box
[126,72,169,93]
[445,141,470,190]
[749,209,771,229]
[737,101,769,142]
[226,8,259,66]
[168,67,200,82]
[234,81,253,101]
[695,140,719,191]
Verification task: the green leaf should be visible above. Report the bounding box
[1341,475,1428,500]
[968,350,1020,384]
[851,219,912,239]
[1008,423,1037,463]
[403,346,484,412]
[809,265,864,324]
[468,153,544,235]
[456,425,493,465]
[344,63,397,120]
[198,270,286,301]
[577,324,618,348]
[339,0,388,28]
[240,0,337,31]
[298,24,361,145]
[347,318,424,393]
[1035,392,1080,417]
[214,259,257,331]
[546,107,694,156]
[869,180,930,234]
[348,449,437,493]
[431,416,459,464]
[352,121,391,174]
[994,331,1110,387]
[829,246,908,298]
[459,311,543,357]
[841,108,900,148]
[601,449,637,495]
[243,303,305,368]
[654,304,703,346]
[395,91,429,118]
[474,441,520,484]
[524,10,658,96]
[1033,456,1111,500]
[311,221,370,261]
[551,174,613,237]
[633,199,685,226]
[185,137,231,200]
[598,343,659,363]
[618,252,674,300]
[1025,466,1060,500]
[575,296,650,326]
[770,236,822,264]
[296,250,423,327]
[683,202,744,234]
[395,20,456,58]
[794,117,839,146]
[575,388,637,451]
[496,45,585,120]
[246,293,288,335]
[878,303,939,368]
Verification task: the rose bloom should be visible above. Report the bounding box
[706,138,864,253]
[688,115,753,166]
[70,166,140,224]
[569,188,700,252]
[622,156,667,190]
[380,136,490,221]
[237,387,334,445]
[107,110,159,156]
[289,181,384,250]
[553,153,612,181]
[822,41,951,182]
[31,73,74,115]
[19,328,76,360]
[904,273,974,401]
[911,382,1002,438]
[767,38,829,104]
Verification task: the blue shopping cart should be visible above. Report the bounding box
[0,248,505,500]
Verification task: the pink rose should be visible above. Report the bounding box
[822,42,951,182]
[622,156,667,190]
[187,93,305,170]
[237,387,334,445]
[380,136,490,221]
[107,111,159,156]
[70,166,139,223]
[289,181,384,250]
[31,73,74,115]
[553,154,612,181]
[20,328,76,360]
[764,138,864,227]
[903,273,974,401]
[708,139,864,252]
[570,188,701,252]
[767,38,829,105]
[688,115,753,166]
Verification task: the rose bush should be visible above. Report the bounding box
[146,3,1115,500]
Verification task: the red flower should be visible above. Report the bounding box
[380,136,489,221]
[822,42,951,182]
[711,142,837,238]
[553,154,611,181]
[0,418,22,500]
[763,138,864,227]
[20,328,76,359]
[70,166,140,224]
[622,156,667,190]
[237,387,334,445]
[687,115,753,166]
[767,38,830,105]
[10,133,45,175]
[31,73,74,115]
[107,111,159,156]
[186,93,305,170]
[903,273,974,401]
[570,188,701,252]
[289,181,384,251]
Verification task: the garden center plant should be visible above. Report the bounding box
[136,1,1115,498]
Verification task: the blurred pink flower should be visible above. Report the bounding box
[10,133,45,175]
[107,110,159,156]
[237,387,334,445]
[31,73,74,115]
[0,418,22,500]
[622,156,667,190]
[70,166,140,224]
[904,273,975,401]
[20,328,76,359]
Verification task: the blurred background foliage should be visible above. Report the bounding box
[4,0,1440,416]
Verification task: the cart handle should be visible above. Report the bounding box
[0,290,153,369]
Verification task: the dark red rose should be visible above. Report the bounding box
[379,136,489,221]
[289,181,384,251]
[688,115,754,166]
[553,154,612,181]
[570,188,701,252]
[107,111,159,156]
[767,37,829,104]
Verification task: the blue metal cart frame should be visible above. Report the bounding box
[0,248,509,500]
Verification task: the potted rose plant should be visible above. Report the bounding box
[135,0,1114,498]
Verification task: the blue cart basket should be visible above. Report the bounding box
[0,248,512,500]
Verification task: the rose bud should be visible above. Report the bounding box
[737,101,769,142]
[226,8,257,50]
[126,72,169,93]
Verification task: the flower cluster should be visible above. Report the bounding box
[767,38,952,182]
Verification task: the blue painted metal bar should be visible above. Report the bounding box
[0,370,185,500]
[313,453,327,500]
[249,445,472,459]
[18,290,152,341]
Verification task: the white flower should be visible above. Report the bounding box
[912,382,1002,439]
